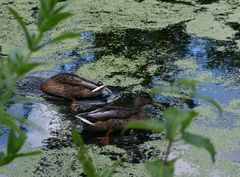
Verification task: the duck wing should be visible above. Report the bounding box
[56,73,101,89]
[76,106,133,123]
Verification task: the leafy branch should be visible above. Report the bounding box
[0,0,78,166]
[72,129,121,177]
[124,79,221,177]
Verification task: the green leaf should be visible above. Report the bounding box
[47,0,58,12]
[0,115,20,131]
[123,119,164,133]
[182,132,216,162]
[52,2,69,15]
[7,130,26,155]
[163,108,180,141]
[16,62,41,75]
[72,128,85,148]
[164,108,198,141]
[8,49,39,72]
[192,93,222,115]
[145,160,176,177]
[72,129,99,177]
[0,109,28,126]
[50,32,79,43]
[180,110,198,131]
[37,0,70,29]
[0,152,5,160]
[0,155,15,166]
[38,0,48,27]
[8,48,26,71]
[176,79,197,91]
[7,130,17,155]
[100,160,121,177]
[39,12,73,33]
[7,7,33,50]
[0,150,41,166]
[34,32,79,50]
[16,150,42,158]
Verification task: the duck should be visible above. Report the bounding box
[40,73,110,111]
[75,91,163,144]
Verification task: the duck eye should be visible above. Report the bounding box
[142,93,151,98]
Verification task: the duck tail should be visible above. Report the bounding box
[75,115,94,126]
[104,86,112,94]
[91,85,105,93]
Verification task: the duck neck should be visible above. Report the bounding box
[133,101,144,112]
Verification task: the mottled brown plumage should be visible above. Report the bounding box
[40,73,105,99]
[76,92,162,144]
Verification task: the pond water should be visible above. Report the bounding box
[1,0,240,176]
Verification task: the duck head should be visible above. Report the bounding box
[133,91,162,111]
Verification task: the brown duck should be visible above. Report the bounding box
[76,91,162,144]
[40,73,109,110]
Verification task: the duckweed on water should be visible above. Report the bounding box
[0,148,83,177]
[77,55,149,91]
[174,58,218,83]
[175,58,198,70]
[181,126,240,177]
[174,57,240,85]
[0,145,151,177]
[234,119,240,127]
[186,0,240,41]
[194,105,216,120]
[1,0,240,56]
[225,99,240,115]
[186,13,236,41]
[1,0,240,176]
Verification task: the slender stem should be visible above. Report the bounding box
[164,140,173,164]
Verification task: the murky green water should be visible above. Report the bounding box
[1,0,240,176]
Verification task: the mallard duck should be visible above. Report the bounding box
[76,91,163,144]
[40,73,110,111]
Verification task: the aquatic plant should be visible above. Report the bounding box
[0,0,78,166]
[124,79,221,177]
[72,129,121,177]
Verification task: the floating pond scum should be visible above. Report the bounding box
[1,0,240,176]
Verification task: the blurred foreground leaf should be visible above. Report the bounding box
[72,128,99,177]
[123,119,164,133]
[7,130,26,155]
[7,7,32,49]
[0,150,41,166]
[145,159,176,177]
[100,160,121,177]
[192,93,222,115]
[182,132,216,162]
[72,129,120,177]
[163,108,198,141]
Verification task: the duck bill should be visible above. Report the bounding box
[152,102,164,109]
